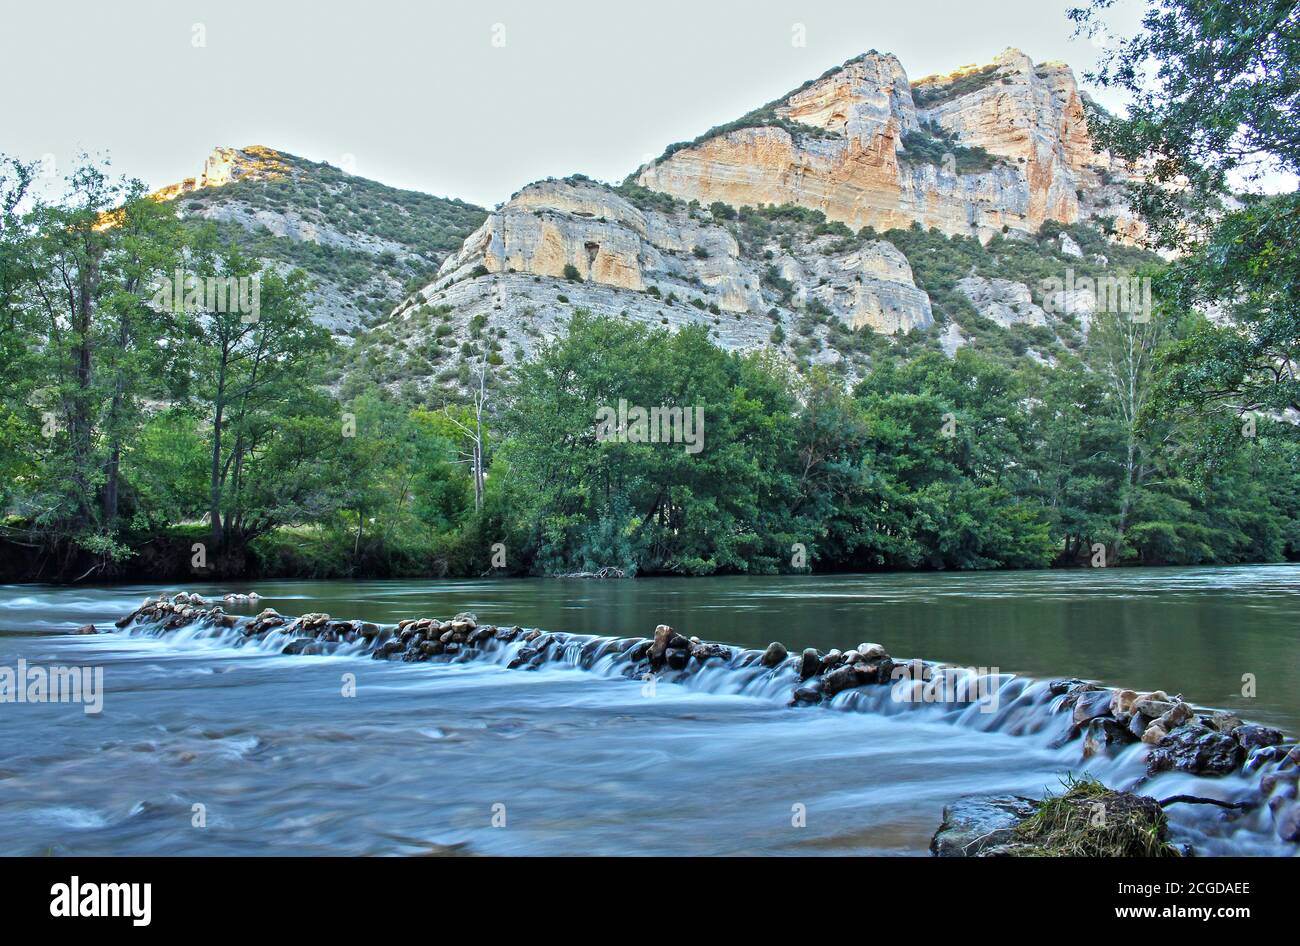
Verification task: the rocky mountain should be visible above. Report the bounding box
[636,47,1141,243]
[155,146,487,333]
[158,49,1158,397]
[343,47,1157,397]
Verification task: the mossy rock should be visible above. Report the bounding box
[933,778,1182,857]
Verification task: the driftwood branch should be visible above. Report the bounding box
[1157,794,1251,810]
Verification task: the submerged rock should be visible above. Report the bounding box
[930,795,1038,857]
[1277,803,1300,842]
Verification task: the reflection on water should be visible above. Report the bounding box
[0,565,1296,856]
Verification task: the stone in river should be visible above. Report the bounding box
[790,641,821,680]
[930,795,1038,857]
[1083,717,1137,758]
[1072,688,1114,726]
[759,641,788,668]
[1235,724,1284,751]
[1146,725,1245,776]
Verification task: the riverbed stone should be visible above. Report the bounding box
[930,795,1038,857]
[1083,717,1138,758]
[791,683,823,705]
[1235,724,1284,751]
[1072,688,1114,726]
[690,642,731,662]
[1134,697,1175,719]
[1111,689,1138,717]
[1049,678,1088,696]
[822,663,869,696]
[858,643,888,660]
[1157,701,1194,731]
[760,642,788,668]
[1207,711,1244,734]
[798,648,822,679]
[665,648,690,670]
[1141,722,1168,745]
[1147,724,1245,776]
[649,624,675,663]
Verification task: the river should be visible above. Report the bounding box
[1,565,1297,855]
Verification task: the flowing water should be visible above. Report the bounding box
[0,565,1297,856]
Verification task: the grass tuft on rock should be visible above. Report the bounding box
[1008,776,1181,857]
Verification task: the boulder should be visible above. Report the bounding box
[1235,724,1284,751]
[1083,717,1138,758]
[822,663,870,696]
[1110,689,1138,717]
[1141,722,1168,746]
[930,795,1038,857]
[798,648,823,680]
[74,624,97,635]
[759,641,788,668]
[1049,678,1088,696]
[858,643,888,660]
[1157,700,1193,731]
[1207,711,1243,734]
[1133,697,1175,719]
[791,684,823,705]
[650,624,675,662]
[690,642,731,662]
[1072,689,1114,726]
[1146,725,1245,776]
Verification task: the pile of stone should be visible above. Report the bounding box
[787,641,896,705]
[1052,678,1291,776]
[111,595,1298,844]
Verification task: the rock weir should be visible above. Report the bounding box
[112,593,1300,847]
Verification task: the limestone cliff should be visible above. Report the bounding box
[636,48,1140,244]
[409,177,931,366]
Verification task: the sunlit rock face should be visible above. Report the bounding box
[426,178,931,337]
[152,146,289,201]
[636,48,1141,244]
[772,238,932,333]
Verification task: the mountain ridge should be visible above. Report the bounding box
[147,46,1156,397]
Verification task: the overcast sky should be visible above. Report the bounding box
[4,0,1149,208]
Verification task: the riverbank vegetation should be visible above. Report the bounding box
[2,1,1297,582]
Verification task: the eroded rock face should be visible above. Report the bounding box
[956,275,1048,328]
[408,177,933,365]
[637,48,1140,244]
[433,179,757,307]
